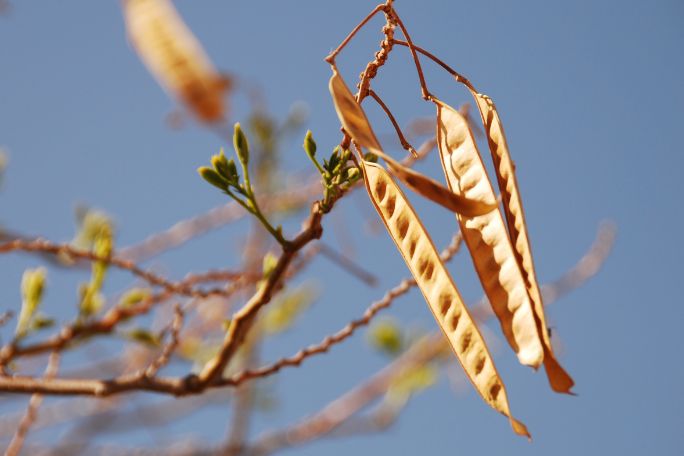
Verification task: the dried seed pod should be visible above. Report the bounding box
[469,92,574,393]
[362,160,530,438]
[123,0,228,123]
[435,100,543,368]
[328,67,495,217]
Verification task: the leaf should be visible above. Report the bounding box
[118,287,152,308]
[124,328,161,348]
[262,285,316,335]
[123,0,227,123]
[328,66,495,218]
[435,100,543,368]
[361,160,529,438]
[72,207,114,251]
[469,92,574,393]
[368,318,404,356]
[198,166,229,190]
[388,364,438,401]
[15,267,47,338]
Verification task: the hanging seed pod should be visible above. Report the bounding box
[362,160,530,438]
[468,91,574,392]
[123,0,228,123]
[435,100,543,368]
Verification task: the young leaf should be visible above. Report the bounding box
[198,166,229,190]
[361,160,529,438]
[233,123,250,166]
[303,130,317,159]
[368,318,404,356]
[15,267,47,338]
[211,148,236,183]
[119,287,152,308]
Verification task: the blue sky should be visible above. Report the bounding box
[0,0,682,454]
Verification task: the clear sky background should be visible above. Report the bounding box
[0,0,682,454]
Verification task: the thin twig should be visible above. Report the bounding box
[246,333,443,456]
[0,239,238,300]
[0,270,255,366]
[324,3,387,64]
[142,304,184,378]
[318,242,378,287]
[5,352,61,456]
[387,8,431,100]
[117,178,320,263]
[219,233,462,386]
[367,89,418,157]
[391,39,475,90]
[0,222,613,399]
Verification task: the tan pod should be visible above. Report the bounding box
[123,0,227,122]
[435,100,543,368]
[362,160,530,438]
[468,92,574,393]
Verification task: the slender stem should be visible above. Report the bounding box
[325,4,387,64]
[318,242,378,286]
[367,89,418,157]
[391,39,476,91]
[226,185,289,247]
[387,9,432,100]
[305,153,328,178]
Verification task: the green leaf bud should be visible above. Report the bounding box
[198,166,228,190]
[303,130,317,158]
[233,123,249,165]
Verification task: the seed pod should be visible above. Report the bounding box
[435,100,543,368]
[328,66,494,217]
[123,0,227,123]
[469,92,574,393]
[361,160,530,438]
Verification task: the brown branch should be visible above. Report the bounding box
[247,334,443,456]
[318,242,378,287]
[195,202,325,387]
[0,239,240,300]
[5,352,61,456]
[0,220,612,437]
[218,232,462,387]
[0,269,255,366]
[141,304,184,378]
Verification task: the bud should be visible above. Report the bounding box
[126,328,161,347]
[16,267,47,338]
[368,319,403,356]
[262,252,278,279]
[233,123,249,165]
[211,148,230,176]
[303,130,317,159]
[224,158,238,183]
[119,287,152,308]
[345,167,361,182]
[198,166,228,190]
[363,152,378,163]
